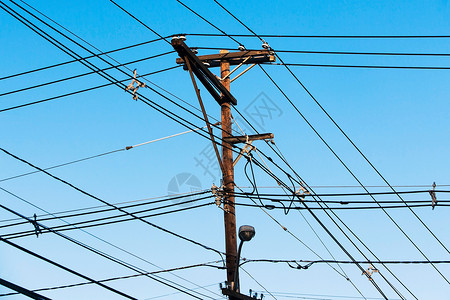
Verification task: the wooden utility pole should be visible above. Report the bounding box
[172,36,274,299]
[219,50,238,289]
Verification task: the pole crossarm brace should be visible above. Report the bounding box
[176,50,275,68]
[172,37,237,105]
[223,133,274,144]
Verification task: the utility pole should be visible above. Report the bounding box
[219,50,238,290]
[172,36,274,300]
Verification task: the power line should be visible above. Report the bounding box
[195,46,450,57]
[0,188,216,300]
[0,261,223,297]
[264,62,450,70]
[0,236,139,300]
[0,124,214,183]
[0,146,224,259]
[0,36,169,81]
[185,33,450,39]
[0,66,180,113]
[0,51,175,97]
[0,185,222,299]
[4,200,214,240]
[201,2,423,298]
[0,191,209,230]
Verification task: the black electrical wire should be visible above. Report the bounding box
[0,191,210,229]
[178,3,388,297]
[203,3,421,298]
[0,51,175,97]
[0,196,213,300]
[259,66,449,285]
[185,33,450,39]
[0,261,224,297]
[174,0,242,46]
[195,46,450,57]
[207,1,450,265]
[0,185,222,299]
[241,259,450,267]
[0,236,138,300]
[232,189,450,198]
[264,62,450,70]
[0,0,250,177]
[0,148,223,261]
[0,66,180,113]
[3,198,214,239]
[233,201,448,210]
[0,36,170,81]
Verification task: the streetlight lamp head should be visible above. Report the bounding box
[238,225,255,242]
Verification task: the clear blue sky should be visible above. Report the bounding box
[1,0,449,299]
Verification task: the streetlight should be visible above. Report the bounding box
[233,225,255,292]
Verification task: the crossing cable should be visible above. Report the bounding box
[24,0,230,139]
[0,36,169,81]
[0,187,222,300]
[0,190,208,224]
[243,157,367,299]
[232,180,366,295]
[209,1,450,258]
[258,140,417,299]
[0,194,217,300]
[0,51,175,97]
[0,192,210,232]
[202,4,419,298]
[0,0,253,189]
[12,3,426,298]
[2,2,312,286]
[4,199,214,240]
[0,0,211,140]
[173,3,395,298]
[0,147,225,260]
[260,50,450,284]
[205,1,450,282]
[0,0,239,162]
[0,66,180,113]
[0,261,224,297]
[173,0,242,46]
[0,124,214,184]
[0,236,138,300]
[233,67,414,298]
[207,0,448,259]
[267,57,450,256]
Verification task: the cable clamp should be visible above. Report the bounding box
[125,69,146,100]
[30,213,42,238]
[429,181,437,210]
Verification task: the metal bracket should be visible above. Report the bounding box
[430,181,437,210]
[125,69,146,100]
[362,264,379,280]
[233,140,255,167]
[31,213,42,237]
[222,56,252,81]
[230,63,256,83]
